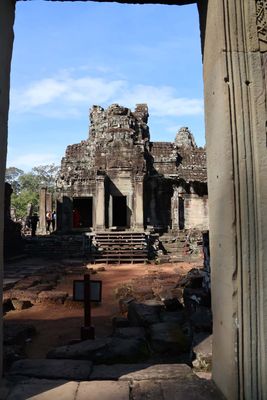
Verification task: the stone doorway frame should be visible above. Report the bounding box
[1,1,267,399]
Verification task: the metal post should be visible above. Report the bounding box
[81,273,95,340]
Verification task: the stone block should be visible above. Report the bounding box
[148,322,191,354]
[6,379,78,400]
[47,338,112,360]
[112,316,130,329]
[9,359,93,380]
[76,381,129,400]
[112,327,146,339]
[90,364,153,380]
[93,337,151,364]
[131,377,224,400]
[127,301,162,327]
[37,291,68,304]
[119,363,192,381]
[190,307,212,332]
[160,310,185,325]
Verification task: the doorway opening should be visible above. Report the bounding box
[112,195,127,227]
[73,197,93,228]
[179,196,185,230]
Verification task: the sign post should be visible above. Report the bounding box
[73,273,102,341]
[81,274,95,340]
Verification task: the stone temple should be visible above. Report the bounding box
[56,104,208,234]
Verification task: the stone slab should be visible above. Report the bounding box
[90,364,153,380]
[6,379,78,400]
[119,364,192,381]
[76,381,129,400]
[113,327,146,339]
[131,378,225,400]
[9,359,93,380]
[47,338,112,360]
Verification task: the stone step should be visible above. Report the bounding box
[9,359,92,381]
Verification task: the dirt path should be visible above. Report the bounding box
[4,261,200,359]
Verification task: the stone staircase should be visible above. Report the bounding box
[158,231,203,263]
[90,232,148,264]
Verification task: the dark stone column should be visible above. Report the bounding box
[0,0,15,378]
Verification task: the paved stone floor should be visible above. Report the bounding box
[1,363,225,400]
[3,258,49,290]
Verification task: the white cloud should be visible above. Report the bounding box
[10,71,203,119]
[117,84,203,117]
[7,152,61,171]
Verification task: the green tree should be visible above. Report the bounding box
[11,191,39,219]
[5,164,60,218]
[5,166,24,194]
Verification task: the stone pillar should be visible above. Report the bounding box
[108,195,113,228]
[95,175,105,231]
[134,175,144,231]
[46,192,52,213]
[200,0,267,398]
[171,186,179,231]
[0,0,15,379]
[62,196,72,232]
[39,188,47,234]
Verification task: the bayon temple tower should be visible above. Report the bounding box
[56,103,208,234]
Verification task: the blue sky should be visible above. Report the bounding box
[8,1,204,171]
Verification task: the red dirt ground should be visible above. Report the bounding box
[4,261,200,359]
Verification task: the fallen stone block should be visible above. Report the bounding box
[160,310,185,325]
[119,363,192,381]
[112,326,146,339]
[90,364,153,380]
[127,301,163,327]
[37,291,68,304]
[148,322,191,354]
[112,316,130,329]
[163,297,183,311]
[47,338,112,360]
[93,337,151,364]
[190,307,212,332]
[9,359,93,380]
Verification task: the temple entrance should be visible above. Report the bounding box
[112,196,127,227]
[73,197,93,228]
[178,196,185,230]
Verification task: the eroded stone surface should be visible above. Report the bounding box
[148,322,191,354]
[6,379,78,400]
[77,381,129,400]
[9,359,93,380]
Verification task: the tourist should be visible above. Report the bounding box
[46,210,52,233]
[52,210,56,231]
[30,213,39,237]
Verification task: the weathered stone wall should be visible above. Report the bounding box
[58,108,208,233]
[184,194,209,230]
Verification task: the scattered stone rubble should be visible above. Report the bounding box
[34,263,212,372]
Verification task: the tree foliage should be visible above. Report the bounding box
[5,164,60,218]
